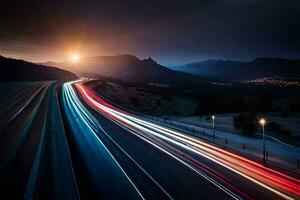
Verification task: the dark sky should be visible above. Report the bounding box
[0,0,299,65]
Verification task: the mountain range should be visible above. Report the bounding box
[45,56,300,81]
[171,57,300,80]
[42,55,213,88]
[2,54,299,84]
[221,57,300,80]
[169,59,245,77]
[0,55,77,82]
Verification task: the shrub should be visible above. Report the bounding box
[280,128,292,135]
[130,97,139,107]
[290,102,300,112]
[156,99,162,106]
[268,122,292,135]
[204,116,211,121]
[233,112,257,136]
[280,111,289,117]
[172,111,181,116]
[268,122,282,132]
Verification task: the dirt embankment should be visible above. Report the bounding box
[87,80,198,116]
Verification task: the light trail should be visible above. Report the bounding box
[97,124,174,200]
[0,83,48,132]
[75,82,246,199]
[75,82,300,200]
[62,80,145,199]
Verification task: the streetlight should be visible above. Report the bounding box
[212,115,215,142]
[259,118,267,164]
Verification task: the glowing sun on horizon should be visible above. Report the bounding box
[70,54,80,63]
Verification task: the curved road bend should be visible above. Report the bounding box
[72,80,300,200]
[0,80,299,200]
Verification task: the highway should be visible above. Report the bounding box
[0,80,299,200]
[0,81,78,199]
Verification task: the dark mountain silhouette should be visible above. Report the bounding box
[0,55,77,82]
[43,55,214,88]
[221,57,300,80]
[170,59,244,77]
[170,57,300,80]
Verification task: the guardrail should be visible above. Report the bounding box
[140,115,300,174]
[88,87,300,174]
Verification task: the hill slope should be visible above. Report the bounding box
[170,59,244,77]
[221,57,300,80]
[0,55,77,82]
[44,55,213,88]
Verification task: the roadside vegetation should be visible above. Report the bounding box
[85,75,300,144]
[233,112,257,136]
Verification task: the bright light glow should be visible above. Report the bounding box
[70,54,80,63]
[212,115,215,119]
[259,118,266,126]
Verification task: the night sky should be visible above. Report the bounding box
[0,0,299,65]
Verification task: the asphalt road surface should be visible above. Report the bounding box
[0,80,299,200]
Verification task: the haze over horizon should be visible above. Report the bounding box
[1,0,300,66]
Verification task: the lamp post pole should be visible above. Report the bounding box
[212,115,215,142]
[262,123,266,164]
[259,118,267,164]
